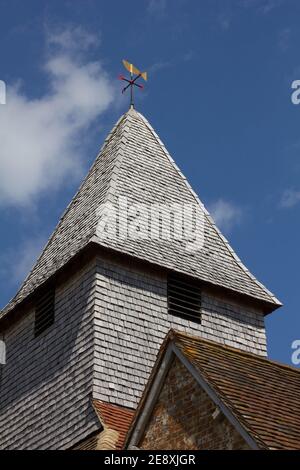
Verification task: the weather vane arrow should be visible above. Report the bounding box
[119,60,147,109]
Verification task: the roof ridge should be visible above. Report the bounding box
[171,331,300,448]
[128,328,267,449]
[128,329,300,450]
[135,111,281,307]
[193,361,268,448]
[100,110,134,208]
[173,329,300,375]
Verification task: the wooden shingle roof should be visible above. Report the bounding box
[0,108,281,321]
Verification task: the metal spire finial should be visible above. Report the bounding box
[119,60,148,109]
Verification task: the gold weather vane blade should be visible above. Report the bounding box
[120,60,148,108]
[122,59,147,81]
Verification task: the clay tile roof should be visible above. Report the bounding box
[169,330,300,450]
[1,108,281,322]
[93,400,134,450]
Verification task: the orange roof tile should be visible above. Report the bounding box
[171,331,300,449]
[93,400,135,449]
[127,330,300,450]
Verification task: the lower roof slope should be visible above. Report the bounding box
[93,400,134,450]
[1,108,281,320]
[171,331,300,450]
[73,400,134,450]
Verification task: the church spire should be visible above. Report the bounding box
[0,108,281,321]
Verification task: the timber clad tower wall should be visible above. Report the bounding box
[0,261,99,450]
[0,108,280,449]
[93,256,267,409]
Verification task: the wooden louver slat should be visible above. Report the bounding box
[168,273,201,323]
[34,288,55,337]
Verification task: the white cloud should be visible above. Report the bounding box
[217,12,232,31]
[241,0,283,14]
[13,237,47,284]
[149,60,172,74]
[148,51,195,76]
[0,235,47,286]
[209,199,242,233]
[280,189,300,208]
[278,28,291,52]
[183,51,195,62]
[259,0,283,14]
[0,26,115,207]
[47,25,100,52]
[147,0,167,17]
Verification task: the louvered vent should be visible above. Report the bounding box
[168,273,201,323]
[34,288,55,337]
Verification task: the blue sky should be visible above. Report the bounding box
[0,0,299,366]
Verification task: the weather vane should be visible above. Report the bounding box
[119,60,147,108]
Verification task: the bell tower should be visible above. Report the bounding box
[0,107,281,449]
